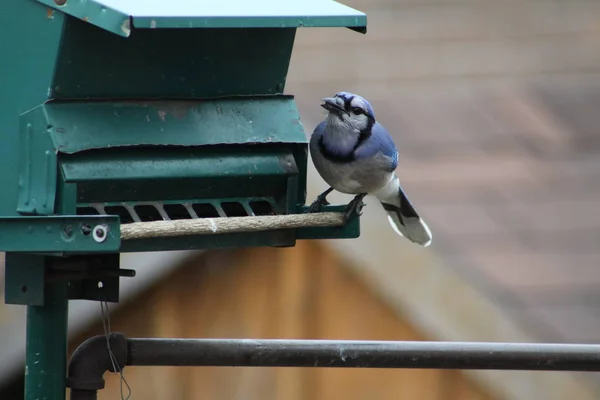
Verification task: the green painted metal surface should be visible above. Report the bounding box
[67,153,299,204]
[36,97,306,153]
[36,0,131,37]
[35,0,366,37]
[65,148,301,221]
[17,109,59,215]
[0,5,71,395]
[16,98,308,232]
[0,0,64,218]
[52,20,297,99]
[25,280,69,400]
[17,98,307,218]
[0,216,121,253]
[62,149,297,182]
[4,253,47,306]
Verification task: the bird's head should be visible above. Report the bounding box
[321,91,376,132]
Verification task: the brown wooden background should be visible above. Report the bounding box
[69,241,492,400]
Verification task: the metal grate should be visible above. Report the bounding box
[192,203,220,218]
[221,202,247,217]
[162,204,192,220]
[104,206,135,224]
[76,199,279,223]
[249,200,276,216]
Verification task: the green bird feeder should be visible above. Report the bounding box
[0,0,366,399]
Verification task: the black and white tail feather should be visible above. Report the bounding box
[375,176,432,247]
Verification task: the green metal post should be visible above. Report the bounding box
[25,280,69,400]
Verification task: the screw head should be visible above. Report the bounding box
[63,224,73,238]
[81,224,92,236]
[54,0,67,5]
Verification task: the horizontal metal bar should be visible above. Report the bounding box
[127,338,600,371]
[0,215,121,252]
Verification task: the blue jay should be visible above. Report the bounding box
[307,91,432,247]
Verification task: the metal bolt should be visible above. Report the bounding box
[81,224,92,236]
[54,0,67,5]
[92,225,108,243]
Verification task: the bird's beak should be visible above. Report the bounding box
[321,97,346,114]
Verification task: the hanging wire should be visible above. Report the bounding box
[100,301,132,400]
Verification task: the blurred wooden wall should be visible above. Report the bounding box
[288,0,600,92]
[69,241,492,400]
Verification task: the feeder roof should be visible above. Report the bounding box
[38,0,367,37]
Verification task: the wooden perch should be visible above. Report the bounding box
[120,212,346,240]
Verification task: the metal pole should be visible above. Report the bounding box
[127,338,600,371]
[25,281,69,400]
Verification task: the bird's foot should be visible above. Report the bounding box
[343,193,368,220]
[306,187,334,213]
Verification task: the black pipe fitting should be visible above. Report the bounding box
[66,332,128,400]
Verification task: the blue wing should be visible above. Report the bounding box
[309,120,326,153]
[354,122,398,171]
[312,121,326,138]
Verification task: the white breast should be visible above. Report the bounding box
[310,151,395,195]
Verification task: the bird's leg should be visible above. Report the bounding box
[343,193,368,220]
[307,187,334,213]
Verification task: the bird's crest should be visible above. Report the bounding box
[335,91,376,120]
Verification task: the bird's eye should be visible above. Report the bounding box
[352,107,363,115]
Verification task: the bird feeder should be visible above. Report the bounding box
[0,0,366,399]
